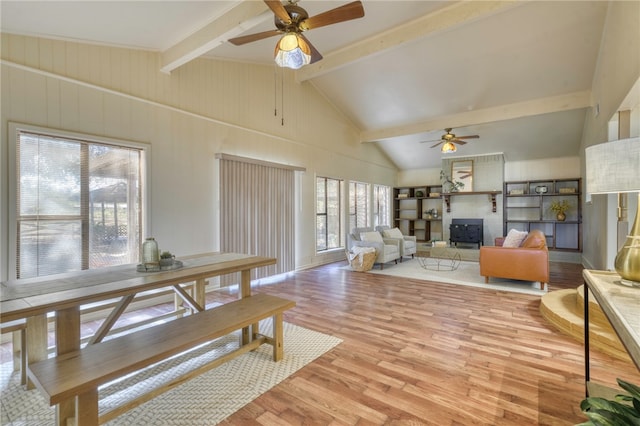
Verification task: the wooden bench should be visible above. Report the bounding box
[27,293,296,426]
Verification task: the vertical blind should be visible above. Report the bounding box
[219,156,298,285]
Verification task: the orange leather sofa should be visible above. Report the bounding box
[479,229,549,289]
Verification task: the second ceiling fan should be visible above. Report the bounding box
[228,0,365,69]
[422,128,479,153]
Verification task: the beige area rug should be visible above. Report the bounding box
[345,259,546,296]
[0,320,342,425]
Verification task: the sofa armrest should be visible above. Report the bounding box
[351,240,383,252]
[382,238,401,248]
[403,235,417,243]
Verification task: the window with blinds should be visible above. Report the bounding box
[15,129,143,279]
[373,184,391,227]
[316,176,343,252]
[219,156,298,283]
[349,181,370,232]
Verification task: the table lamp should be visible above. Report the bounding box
[585,137,640,286]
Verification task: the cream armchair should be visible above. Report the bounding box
[376,226,417,261]
[348,227,401,270]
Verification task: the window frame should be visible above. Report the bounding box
[349,180,370,232]
[7,122,150,280]
[316,176,344,253]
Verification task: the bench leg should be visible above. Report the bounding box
[76,390,99,426]
[272,312,284,362]
[54,390,98,426]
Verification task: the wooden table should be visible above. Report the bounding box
[1,252,276,367]
[583,269,640,397]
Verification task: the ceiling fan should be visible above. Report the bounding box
[421,128,479,153]
[228,0,365,69]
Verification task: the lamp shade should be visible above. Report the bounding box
[585,137,640,194]
[274,33,311,70]
[585,136,640,286]
[441,141,457,153]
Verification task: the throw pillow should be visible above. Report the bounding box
[383,227,404,239]
[360,231,383,243]
[502,229,528,247]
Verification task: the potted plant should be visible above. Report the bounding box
[159,250,175,267]
[440,170,464,193]
[550,199,571,221]
[578,378,640,425]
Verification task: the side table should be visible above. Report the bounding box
[416,245,461,271]
[583,269,640,397]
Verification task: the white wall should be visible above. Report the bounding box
[0,34,397,280]
[580,1,640,270]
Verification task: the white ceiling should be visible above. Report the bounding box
[1,1,631,169]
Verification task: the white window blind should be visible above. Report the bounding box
[15,128,143,279]
[349,181,370,231]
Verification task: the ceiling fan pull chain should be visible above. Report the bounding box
[281,66,285,126]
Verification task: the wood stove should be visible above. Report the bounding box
[449,218,484,248]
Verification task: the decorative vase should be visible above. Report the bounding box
[556,212,566,221]
[142,237,159,268]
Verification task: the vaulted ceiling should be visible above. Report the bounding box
[1,1,623,169]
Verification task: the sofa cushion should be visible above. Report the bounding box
[382,227,404,239]
[502,229,528,247]
[360,231,383,243]
[522,230,547,249]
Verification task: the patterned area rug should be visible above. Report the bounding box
[0,320,342,425]
[344,259,546,296]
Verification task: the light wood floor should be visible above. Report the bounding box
[3,260,638,424]
[218,260,639,425]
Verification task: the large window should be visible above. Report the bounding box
[316,177,343,252]
[13,125,144,279]
[349,181,370,232]
[373,184,391,227]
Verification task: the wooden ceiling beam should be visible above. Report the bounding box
[160,1,270,74]
[360,91,592,142]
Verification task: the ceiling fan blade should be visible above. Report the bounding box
[300,1,365,31]
[228,29,282,46]
[430,141,444,148]
[264,0,292,24]
[453,140,468,145]
[455,135,479,140]
[299,33,323,64]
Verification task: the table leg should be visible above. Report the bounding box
[25,314,47,390]
[55,306,81,425]
[240,269,253,344]
[194,278,206,308]
[272,312,284,361]
[584,281,590,397]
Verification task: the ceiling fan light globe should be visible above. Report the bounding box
[274,33,311,69]
[441,141,457,153]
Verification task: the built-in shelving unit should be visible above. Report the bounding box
[393,185,443,242]
[504,178,582,251]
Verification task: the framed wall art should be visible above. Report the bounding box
[451,160,473,192]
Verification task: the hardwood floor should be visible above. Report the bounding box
[3,260,638,425]
[219,260,638,425]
